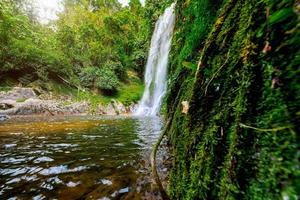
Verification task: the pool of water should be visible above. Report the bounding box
[0,115,164,200]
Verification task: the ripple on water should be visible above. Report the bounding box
[39,165,88,176]
[9,132,23,135]
[1,157,33,164]
[66,181,81,187]
[46,143,79,148]
[47,176,63,184]
[99,179,113,186]
[25,150,51,155]
[3,144,17,149]
[111,187,130,198]
[114,143,125,147]
[39,176,64,190]
[40,182,54,190]
[99,197,110,200]
[33,156,54,163]
[0,116,164,199]
[5,175,38,185]
[32,194,46,200]
[0,167,31,176]
[7,197,17,200]
[82,135,103,139]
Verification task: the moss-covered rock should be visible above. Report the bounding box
[165,0,299,199]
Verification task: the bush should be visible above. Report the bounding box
[95,66,119,91]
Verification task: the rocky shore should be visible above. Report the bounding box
[0,87,137,121]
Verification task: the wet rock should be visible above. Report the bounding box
[104,103,117,115]
[97,104,107,115]
[0,114,10,122]
[128,103,138,114]
[65,101,90,114]
[0,87,37,101]
[111,100,126,114]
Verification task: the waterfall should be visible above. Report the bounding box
[135,3,176,116]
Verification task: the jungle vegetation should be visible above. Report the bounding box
[0,0,167,103]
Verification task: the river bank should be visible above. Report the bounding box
[0,87,138,121]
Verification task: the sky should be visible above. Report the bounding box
[34,0,63,24]
[35,0,145,24]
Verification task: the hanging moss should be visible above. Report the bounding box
[165,0,299,199]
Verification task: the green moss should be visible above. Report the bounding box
[165,0,299,199]
[114,78,144,106]
[0,86,13,92]
[16,98,27,103]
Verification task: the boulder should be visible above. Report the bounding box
[0,87,37,101]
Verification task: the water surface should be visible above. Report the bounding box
[0,115,163,200]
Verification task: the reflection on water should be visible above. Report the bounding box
[0,115,163,199]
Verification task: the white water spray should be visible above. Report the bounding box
[135,3,176,116]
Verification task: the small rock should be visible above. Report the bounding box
[0,114,10,122]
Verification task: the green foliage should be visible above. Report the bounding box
[95,66,119,91]
[53,0,150,92]
[0,1,72,83]
[115,73,144,105]
[0,0,155,101]
[79,67,97,88]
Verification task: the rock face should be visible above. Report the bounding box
[0,87,136,116]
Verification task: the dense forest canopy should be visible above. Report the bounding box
[0,0,167,94]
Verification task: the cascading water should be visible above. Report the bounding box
[135,3,176,116]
